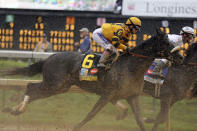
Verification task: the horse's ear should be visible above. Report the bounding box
[155,28,169,42]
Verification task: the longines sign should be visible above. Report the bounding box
[122,0,197,18]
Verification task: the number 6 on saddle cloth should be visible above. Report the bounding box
[79,54,101,81]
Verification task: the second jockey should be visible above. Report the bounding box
[92,17,141,67]
[152,26,195,76]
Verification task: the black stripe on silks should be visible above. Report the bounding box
[114,42,120,48]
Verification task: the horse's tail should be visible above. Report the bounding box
[3,60,45,77]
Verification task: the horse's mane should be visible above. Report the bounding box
[121,31,169,59]
[133,34,159,49]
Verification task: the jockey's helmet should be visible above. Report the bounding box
[180,26,195,37]
[125,17,141,32]
[180,26,195,43]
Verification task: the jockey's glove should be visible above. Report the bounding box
[124,46,131,53]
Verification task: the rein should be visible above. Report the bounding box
[129,52,148,58]
[188,62,197,66]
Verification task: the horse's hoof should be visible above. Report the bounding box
[72,126,81,131]
[10,110,23,116]
[10,106,24,116]
[144,117,155,123]
[116,109,128,120]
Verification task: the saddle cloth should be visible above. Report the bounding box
[79,54,101,81]
[144,61,168,85]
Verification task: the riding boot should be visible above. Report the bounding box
[98,50,111,67]
[151,60,168,78]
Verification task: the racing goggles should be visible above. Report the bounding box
[129,24,141,32]
[134,25,141,31]
[184,33,195,39]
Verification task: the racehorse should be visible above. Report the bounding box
[143,43,197,131]
[3,30,180,131]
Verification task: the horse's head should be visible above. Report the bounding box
[130,29,174,59]
[183,43,197,65]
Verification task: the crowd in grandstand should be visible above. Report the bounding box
[32,0,117,11]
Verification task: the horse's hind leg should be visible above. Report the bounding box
[10,82,41,115]
[10,81,71,115]
[111,100,128,120]
[127,96,146,131]
[72,94,114,131]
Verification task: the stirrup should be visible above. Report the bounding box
[97,63,106,67]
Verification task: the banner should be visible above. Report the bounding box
[0,0,115,11]
[122,0,197,18]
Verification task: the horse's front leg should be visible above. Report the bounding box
[72,93,115,131]
[127,95,146,131]
[152,97,174,131]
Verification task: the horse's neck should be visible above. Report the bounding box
[115,55,153,76]
[131,57,153,76]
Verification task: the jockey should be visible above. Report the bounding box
[93,17,141,67]
[169,26,195,47]
[152,26,195,76]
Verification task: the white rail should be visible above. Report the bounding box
[0,50,55,59]
[0,79,87,93]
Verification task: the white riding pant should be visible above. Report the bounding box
[93,28,116,53]
[154,59,168,63]
[154,58,171,66]
[160,59,168,64]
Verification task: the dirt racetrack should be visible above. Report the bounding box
[0,123,134,131]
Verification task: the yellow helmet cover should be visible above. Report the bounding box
[126,17,141,27]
